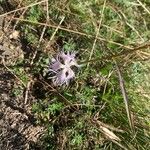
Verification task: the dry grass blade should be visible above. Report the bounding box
[0,0,47,17]
[87,0,107,67]
[0,0,23,40]
[94,119,124,133]
[45,16,65,49]
[30,24,47,65]
[4,0,23,31]
[13,0,40,30]
[119,10,144,42]
[100,126,121,141]
[31,0,49,65]
[10,17,133,50]
[39,77,74,107]
[91,119,128,150]
[112,140,129,150]
[137,0,150,15]
[115,61,135,133]
[81,42,150,64]
[2,58,26,87]
[91,119,121,141]
[13,8,28,30]
[24,81,32,104]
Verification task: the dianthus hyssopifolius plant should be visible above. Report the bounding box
[48,51,81,86]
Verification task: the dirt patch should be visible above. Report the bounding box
[0,11,44,150]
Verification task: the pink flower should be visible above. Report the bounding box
[49,51,79,86]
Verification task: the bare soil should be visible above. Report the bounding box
[0,7,44,150]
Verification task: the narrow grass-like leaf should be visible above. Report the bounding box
[115,61,135,133]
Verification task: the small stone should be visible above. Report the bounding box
[9,30,20,40]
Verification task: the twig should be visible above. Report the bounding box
[115,61,135,133]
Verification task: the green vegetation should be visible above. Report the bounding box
[2,0,150,149]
